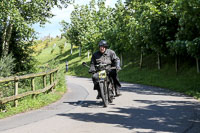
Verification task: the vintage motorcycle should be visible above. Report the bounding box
[82,62,115,107]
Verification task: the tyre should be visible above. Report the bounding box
[99,81,108,107]
[108,82,114,103]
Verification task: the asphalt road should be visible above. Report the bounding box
[0,76,199,133]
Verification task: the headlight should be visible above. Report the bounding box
[99,70,106,79]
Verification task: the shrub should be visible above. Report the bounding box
[0,53,15,77]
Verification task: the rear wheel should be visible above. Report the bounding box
[99,81,108,107]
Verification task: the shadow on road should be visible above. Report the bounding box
[58,86,200,133]
[64,100,104,108]
[121,83,189,97]
[59,94,200,133]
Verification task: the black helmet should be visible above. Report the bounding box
[98,40,108,48]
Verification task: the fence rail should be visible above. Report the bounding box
[0,68,59,107]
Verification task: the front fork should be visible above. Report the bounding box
[99,78,106,94]
[104,76,114,102]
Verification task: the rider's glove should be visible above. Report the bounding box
[89,69,96,74]
[115,60,121,72]
[89,65,96,74]
[116,66,121,71]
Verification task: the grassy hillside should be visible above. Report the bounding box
[119,58,200,98]
[14,37,200,102]
[0,37,70,119]
[1,37,199,119]
[59,43,200,100]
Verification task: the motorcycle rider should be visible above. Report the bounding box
[89,40,122,99]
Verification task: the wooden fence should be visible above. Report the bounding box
[0,68,59,107]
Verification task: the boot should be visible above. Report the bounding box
[96,90,101,99]
[115,87,122,97]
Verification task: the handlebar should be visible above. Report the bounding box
[82,62,117,73]
[82,62,90,68]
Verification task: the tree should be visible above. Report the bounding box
[124,0,180,69]
[61,0,113,55]
[174,0,200,41]
[167,40,187,73]
[0,53,15,77]
[125,0,151,68]
[174,0,200,73]
[107,0,128,66]
[0,0,73,71]
[186,38,200,73]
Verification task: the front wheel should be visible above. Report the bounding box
[108,82,114,103]
[99,81,108,107]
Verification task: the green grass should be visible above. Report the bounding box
[29,37,200,101]
[1,37,199,119]
[0,38,68,119]
[118,61,200,99]
[63,48,200,100]
[0,93,61,119]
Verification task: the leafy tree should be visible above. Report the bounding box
[125,0,179,69]
[60,21,75,54]
[60,0,199,73]
[167,40,187,73]
[174,0,200,73]
[0,53,15,77]
[144,0,178,69]
[61,0,113,54]
[186,38,200,73]
[107,0,128,66]
[125,0,151,68]
[174,0,200,41]
[0,0,73,72]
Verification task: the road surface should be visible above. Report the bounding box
[0,76,199,133]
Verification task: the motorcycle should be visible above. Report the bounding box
[82,62,115,107]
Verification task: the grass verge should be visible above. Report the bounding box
[1,37,199,119]
[64,49,200,100]
[0,38,67,119]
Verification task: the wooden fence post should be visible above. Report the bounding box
[0,68,59,107]
[14,76,19,107]
[0,91,3,112]
[43,75,47,88]
[31,78,35,99]
[0,91,3,98]
[50,73,54,91]
[56,70,58,82]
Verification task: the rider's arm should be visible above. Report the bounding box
[110,50,121,70]
[89,55,96,73]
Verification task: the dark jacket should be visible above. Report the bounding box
[89,49,120,73]
[89,49,121,91]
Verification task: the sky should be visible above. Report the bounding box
[33,0,125,38]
